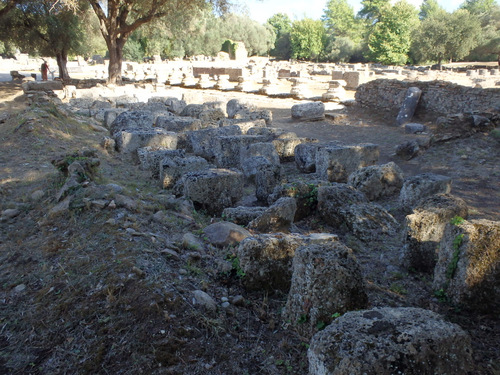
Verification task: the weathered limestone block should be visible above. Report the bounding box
[290,78,313,99]
[402,194,469,273]
[22,80,64,92]
[199,108,226,127]
[399,173,452,212]
[246,127,287,140]
[220,118,267,134]
[110,110,155,136]
[294,141,336,173]
[234,110,273,126]
[63,85,77,100]
[181,73,197,88]
[347,162,404,201]
[114,129,178,159]
[395,140,423,160]
[395,86,422,126]
[187,125,242,160]
[272,136,311,162]
[182,168,243,215]
[433,219,500,313]
[343,71,372,90]
[137,147,184,177]
[341,203,399,242]
[214,74,232,90]
[222,206,267,226]
[235,76,254,92]
[237,232,338,291]
[237,233,305,291]
[254,160,282,203]
[248,197,296,233]
[203,221,251,248]
[103,109,128,129]
[283,242,368,338]
[164,97,186,115]
[160,155,209,189]
[114,95,139,108]
[316,143,379,183]
[226,98,256,118]
[156,116,201,132]
[318,184,368,227]
[322,80,347,102]
[213,135,267,168]
[196,73,213,89]
[308,307,473,375]
[180,104,205,118]
[269,181,324,221]
[405,122,426,134]
[240,142,280,180]
[90,100,113,122]
[291,102,325,121]
[259,79,280,96]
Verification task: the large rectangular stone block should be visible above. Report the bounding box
[187,125,242,160]
[213,135,267,168]
[115,129,178,160]
[316,143,379,182]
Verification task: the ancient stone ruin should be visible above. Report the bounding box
[21,60,499,374]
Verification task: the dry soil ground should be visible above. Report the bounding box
[0,80,499,375]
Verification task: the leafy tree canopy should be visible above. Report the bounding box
[368,0,419,65]
[290,18,326,61]
[411,8,481,65]
[419,0,445,19]
[460,0,497,15]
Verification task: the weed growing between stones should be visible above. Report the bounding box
[226,253,246,279]
[446,233,465,280]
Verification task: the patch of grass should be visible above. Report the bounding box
[434,288,448,302]
[225,253,245,279]
[185,261,203,276]
[450,216,465,226]
[297,313,308,325]
[389,282,408,295]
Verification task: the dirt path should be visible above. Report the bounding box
[262,100,500,221]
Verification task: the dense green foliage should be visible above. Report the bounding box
[367,0,419,65]
[0,0,103,78]
[290,18,326,61]
[267,13,292,59]
[411,9,482,65]
[0,0,498,72]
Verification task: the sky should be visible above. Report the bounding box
[239,0,465,24]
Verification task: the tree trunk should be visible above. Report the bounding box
[107,37,126,85]
[56,51,70,81]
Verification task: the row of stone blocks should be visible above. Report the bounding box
[106,97,499,321]
[227,231,478,374]
[103,96,498,374]
[225,196,497,375]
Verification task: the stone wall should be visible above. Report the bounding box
[355,79,500,116]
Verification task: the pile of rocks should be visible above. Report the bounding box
[58,91,499,375]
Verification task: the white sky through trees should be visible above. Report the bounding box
[241,0,471,23]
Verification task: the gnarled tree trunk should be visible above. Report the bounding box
[56,51,70,81]
[106,37,127,85]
